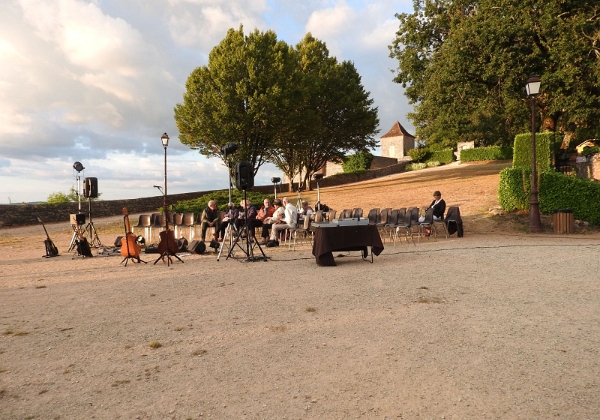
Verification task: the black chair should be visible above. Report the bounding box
[367,208,380,225]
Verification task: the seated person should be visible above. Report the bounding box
[235,199,258,239]
[419,190,446,223]
[252,198,275,241]
[298,200,313,219]
[259,199,284,244]
[217,202,239,242]
[270,197,298,242]
[200,200,221,242]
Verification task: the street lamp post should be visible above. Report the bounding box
[161,133,169,218]
[526,74,542,232]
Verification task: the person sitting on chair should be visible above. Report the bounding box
[252,198,275,241]
[419,191,446,236]
[217,202,239,242]
[260,199,284,244]
[200,200,221,242]
[298,200,313,219]
[235,199,258,240]
[269,196,297,243]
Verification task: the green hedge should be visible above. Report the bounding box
[498,168,600,224]
[461,146,513,162]
[426,149,454,164]
[513,132,554,170]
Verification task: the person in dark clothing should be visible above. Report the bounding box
[235,199,258,240]
[419,190,446,222]
[217,202,239,242]
[200,200,221,242]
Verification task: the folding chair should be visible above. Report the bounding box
[366,208,380,225]
[395,207,416,246]
[289,215,313,250]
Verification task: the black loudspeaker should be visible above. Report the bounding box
[83,177,98,198]
[235,162,254,191]
[187,240,206,254]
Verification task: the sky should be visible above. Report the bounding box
[0,0,415,204]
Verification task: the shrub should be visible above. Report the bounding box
[513,132,554,170]
[342,151,374,173]
[407,148,428,163]
[499,167,600,224]
[426,161,441,167]
[581,146,600,157]
[426,149,454,164]
[461,146,513,162]
[405,162,427,171]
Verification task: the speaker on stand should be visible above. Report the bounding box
[82,177,102,247]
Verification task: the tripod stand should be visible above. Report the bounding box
[67,172,84,252]
[83,198,102,247]
[222,192,267,262]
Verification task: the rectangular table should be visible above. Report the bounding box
[312,224,384,266]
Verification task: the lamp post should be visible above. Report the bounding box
[271,177,281,199]
[526,74,542,232]
[161,133,169,213]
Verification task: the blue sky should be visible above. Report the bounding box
[0,0,414,203]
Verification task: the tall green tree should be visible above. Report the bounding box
[174,26,295,175]
[389,0,600,148]
[284,34,380,189]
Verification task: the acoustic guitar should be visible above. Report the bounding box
[121,208,141,259]
[36,215,59,258]
[75,222,93,258]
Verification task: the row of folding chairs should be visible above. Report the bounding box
[132,212,198,243]
[364,207,458,246]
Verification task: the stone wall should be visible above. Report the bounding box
[574,154,600,181]
[1,163,410,228]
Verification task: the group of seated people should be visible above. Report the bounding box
[198,190,448,243]
[198,196,313,245]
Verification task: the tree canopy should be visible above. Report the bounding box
[389,0,600,148]
[175,27,379,189]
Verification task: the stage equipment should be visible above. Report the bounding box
[154,133,183,266]
[82,177,101,247]
[83,177,98,198]
[68,162,85,252]
[271,177,281,199]
[36,215,59,257]
[235,161,254,191]
[221,143,238,204]
[221,189,267,262]
[526,74,542,232]
[314,173,324,211]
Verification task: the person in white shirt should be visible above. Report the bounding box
[270,196,297,242]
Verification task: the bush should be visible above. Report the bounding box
[405,162,427,171]
[498,168,600,224]
[426,161,441,167]
[460,146,513,162]
[342,151,374,173]
[407,148,428,163]
[513,132,554,170]
[426,149,454,164]
[581,146,600,157]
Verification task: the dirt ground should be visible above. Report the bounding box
[1,161,600,419]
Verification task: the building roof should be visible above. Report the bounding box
[381,121,414,139]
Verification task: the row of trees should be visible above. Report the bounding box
[389,0,600,149]
[175,26,379,190]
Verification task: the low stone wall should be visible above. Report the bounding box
[1,163,410,228]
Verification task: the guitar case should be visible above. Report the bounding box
[187,240,206,254]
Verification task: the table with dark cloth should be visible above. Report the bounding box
[312,224,384,266]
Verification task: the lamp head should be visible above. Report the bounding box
[73,161,84,172]
[526,74,541,96]
[161,133,169,147]
[313,173,324,180]
[271,177,281,184]
[221,142,238,157]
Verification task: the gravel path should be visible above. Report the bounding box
[1,220,599,419]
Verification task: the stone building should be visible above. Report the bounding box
[380,121,415,161]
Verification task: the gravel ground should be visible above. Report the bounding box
[1,217,600,419]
